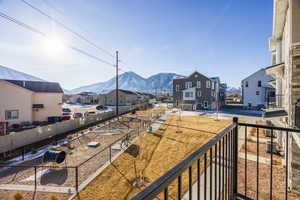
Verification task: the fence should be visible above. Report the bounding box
[0,103,149,156]
[132,118,300,200]
[0,114,152,195]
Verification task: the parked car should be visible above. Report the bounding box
[84,111,97,117]
[61,112,72,120]
[62,108,72,113]
[96,105,108,110]
[73,112,83,118]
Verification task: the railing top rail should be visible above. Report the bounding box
[131,122,236,200]
[238,122,300,133]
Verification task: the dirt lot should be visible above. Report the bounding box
[0,116,149,200]
[136,106,168,115]
[75,115,231,200]
[238,120,300,200]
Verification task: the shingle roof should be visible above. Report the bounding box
[4,80,64,93]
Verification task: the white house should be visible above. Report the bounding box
[241,68,275,108]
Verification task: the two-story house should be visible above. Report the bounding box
[173,71,223,111]
[241,68,275,108]
[0,80,63,125]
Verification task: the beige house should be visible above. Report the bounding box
[67,92,98,104]
[265,0,300,192]
[0,80,63,125]
[98,89,139,106]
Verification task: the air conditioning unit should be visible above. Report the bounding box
[266,141,279,154]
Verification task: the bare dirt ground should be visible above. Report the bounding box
[237,158,300,200]
[238,120,300,200]
[0,116,148,200]
[75,115,231,200]
[0,190,70,200]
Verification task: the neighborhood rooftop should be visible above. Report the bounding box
[3,79,64,93]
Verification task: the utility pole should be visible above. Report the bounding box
[116,51,119,119]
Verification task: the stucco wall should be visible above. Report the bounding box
[32,93,63,122]
[0,81,33,125]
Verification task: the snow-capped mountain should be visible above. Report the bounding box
[70,71,184,94]
[0,65,71,93]
[0,65,44,81]
[226,87,241,95]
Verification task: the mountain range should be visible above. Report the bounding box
[0,65,72,93]
[0,65,44,82]
[0,65,184,94]
[69,71,184,94]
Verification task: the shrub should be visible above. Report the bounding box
[13,192,23,200]
[49,195,59,200]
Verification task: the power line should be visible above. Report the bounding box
[20,0,115,58]
[21,0,137,74]
[0,11,115,67]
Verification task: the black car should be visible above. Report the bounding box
[96,105,108,110]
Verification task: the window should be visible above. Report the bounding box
[256,91,260,95]
[197,91,201,97]
[258,80,262,87]
[185,92,193,98]
[212,82,215,90]
[206,81,211,88]
[245,81,248,87]
[196,81,201,88]
[204,101,208,108]
[185,82,192,89]
[175,84,180,92]
[212,91,215,97]
[5,110,19,120]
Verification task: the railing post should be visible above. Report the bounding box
[34,166,37,190]
[75,166,79,194]
[232,117,238,199]
[109,145,112,163]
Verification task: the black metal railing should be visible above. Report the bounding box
[132,118,300,200]
[132,118,238,200]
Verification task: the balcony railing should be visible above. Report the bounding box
[266,94,284,109]
[131,118,300,200]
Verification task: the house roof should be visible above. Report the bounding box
[241,68,268,82]
[118,89,137,95]
[265,62,285,70]
[4,80,64,93]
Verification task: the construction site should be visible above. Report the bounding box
[0,106,165,200]
[74,110,232,200]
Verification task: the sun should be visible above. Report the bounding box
[42,36,66,57]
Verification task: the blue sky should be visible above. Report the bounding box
[0,0,273,89]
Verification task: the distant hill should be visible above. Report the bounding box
[0,65,44,81]
[70,71,184,94]
[226,87,241,95]
[0,65,70,93]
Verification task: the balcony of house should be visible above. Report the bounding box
[131,118,300,200]
[263,94,288,118]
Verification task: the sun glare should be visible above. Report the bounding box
[42,36,66,57]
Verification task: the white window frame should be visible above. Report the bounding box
[185,82,192,89]
[211,91,215,97]
[196,81,201,88]
[212,82,215,90]
[206,81,211,88]
[5,110,19,120]
[204,101,208,108]
[197,91,201,97]
[175,84,180,92]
